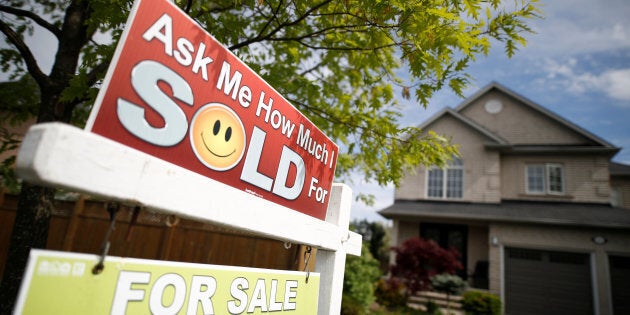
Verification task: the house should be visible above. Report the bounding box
[379,82,630,315]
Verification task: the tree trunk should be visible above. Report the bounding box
[0,4,93,313]
[0,183,55,314]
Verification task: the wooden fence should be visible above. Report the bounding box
[0,191,307,280]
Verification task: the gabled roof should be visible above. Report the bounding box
[418,107,508,145]
[455,82,618,149]
[379,199,630,229]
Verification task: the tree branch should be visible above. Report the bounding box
[0,19,49,87]
[229,0,332,50]
[0,5,62,39]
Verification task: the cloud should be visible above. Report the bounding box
[600,69,630,101]
[544,58,630,103]
[518,1,630,58]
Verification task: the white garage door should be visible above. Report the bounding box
[505,247,593,315]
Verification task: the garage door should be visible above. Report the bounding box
[505,248,593,315]
[609,255,630,314]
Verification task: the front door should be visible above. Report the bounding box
[420,222,468,279]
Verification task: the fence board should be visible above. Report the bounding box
[0,193,300,280]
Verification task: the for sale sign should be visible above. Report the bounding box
[86,0,338,220]
[15,250,319,314]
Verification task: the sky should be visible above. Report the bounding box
[348,0,630,222]
[2,1,629,223]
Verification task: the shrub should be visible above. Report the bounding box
[374,277,408,309]
[431,273,467,296]
[461,291,501,315]
[390,237,463,293]
[431,273,467,315]
[341,295,364,315]
[342,243,382,313]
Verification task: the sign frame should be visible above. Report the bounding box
[16,122,361,314]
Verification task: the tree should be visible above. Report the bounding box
[0,0,540,311]
[390,237,463,293]
[350,218,389,270]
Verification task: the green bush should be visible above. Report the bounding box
[374,277,408,309]
[430,273,467,295]
[461,291,501,315]
[342,243,381,313]
[341,295,365,315]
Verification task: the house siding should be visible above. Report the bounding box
[395,114,501,203]
[500,154,611,203]
[459,90,592,145]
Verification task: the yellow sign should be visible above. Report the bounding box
[15,250,319,314]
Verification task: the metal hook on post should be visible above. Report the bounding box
[92,202,120,275]
[303,246,312,283]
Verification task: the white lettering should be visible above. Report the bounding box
[228,278,249,314]
[283,280,298,311]
[240,127,273,191]
[270,110,282,129]
[281,117,296,138]
[268,280,283,312]
[187,276,217,315]
[174,37,194,66]
[308,177,329,203]
[143,14,213,81]
[216,61,251,107]
[296,124,311,149]
[256,91,273,122]
[117,60,193,146]
[297,124,329,164]
[111,271,150,315]
[192,42,213,81]
[247,279,268,313]
[273,146,305,200]
[149,273,187,314]
[142,14,173,56]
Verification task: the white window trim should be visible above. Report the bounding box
[425,158,464,199]
[525,164,545,195]
[546,163,565,195]
[525,163,565,195]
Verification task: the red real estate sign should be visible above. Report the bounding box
[86,0,338,220]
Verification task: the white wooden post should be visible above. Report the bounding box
[16,123,362,314]
[316,183,357,314]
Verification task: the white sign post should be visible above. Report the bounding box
[16,123,361,314]
[15,0,362,312]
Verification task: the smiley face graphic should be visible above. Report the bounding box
[190,103,246,171]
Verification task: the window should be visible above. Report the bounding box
[526,163,564,194]
[427,158,463,199]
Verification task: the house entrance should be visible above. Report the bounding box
[419,223,468,279]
